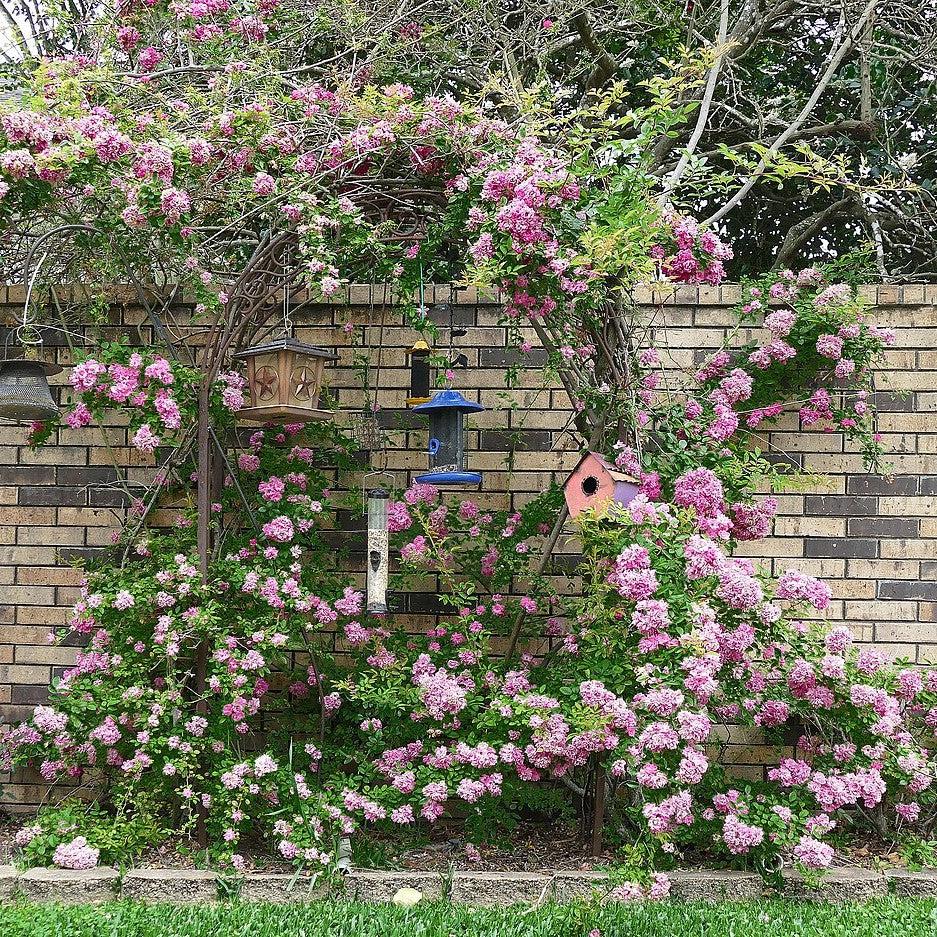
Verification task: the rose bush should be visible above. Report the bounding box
[4,276,930,888]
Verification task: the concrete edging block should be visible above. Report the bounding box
[18,866,120,904]
[781,867,886,901]
[0,867,17,901]
[550,871,610,902]
[345,870,445,902]
[885,868,937,897]
[668,869,764,901]
[122,868,219,903]
[238,872,330,903]
[450,871,552,907]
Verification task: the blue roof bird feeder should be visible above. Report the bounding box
[413,389,484,486]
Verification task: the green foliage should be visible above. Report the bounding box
[900,836,937,872]
[16,800,167,869]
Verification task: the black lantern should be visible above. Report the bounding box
[366,487,389,616]
[0,357,61,422]
[412,389,484,485]
[406,339,431,407]
[233,337,337,423]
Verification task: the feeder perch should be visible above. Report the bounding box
[366,487,389,616]
[563,451,639,519]
[413,389,484,486]
[233,336,337,423]
[0,357,61,423]
[406,339,431,406]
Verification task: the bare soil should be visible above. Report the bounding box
[0,811,916,873]
[389,820,603,872]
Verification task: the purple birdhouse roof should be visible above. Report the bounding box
[566,451,639,485]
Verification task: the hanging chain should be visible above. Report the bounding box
[418,259,425,318]
[281,243,293,337]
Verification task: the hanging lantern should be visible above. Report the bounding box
[413,389,484,486]
[366,487,389,617]
[0,356,61,422]
[406,339,431,407]
[233,337,337,423]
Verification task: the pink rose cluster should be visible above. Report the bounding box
[65,353,187,453]
[651,210,733,285]
[466,139,596,319]
[678,274,894,468]
[52,836,99,870]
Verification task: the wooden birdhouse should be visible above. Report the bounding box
[233,337,337,423]
[564,451,640,519]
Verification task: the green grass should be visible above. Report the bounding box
[0,899,936,937]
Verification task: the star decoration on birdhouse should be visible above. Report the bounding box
[292,366,316,400]
[254,366,279,400]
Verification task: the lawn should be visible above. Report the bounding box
[1,899,936,937]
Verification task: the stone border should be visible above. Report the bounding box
[0,865,931,905]
[122,868,219,904]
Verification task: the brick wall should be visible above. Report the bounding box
[0,282,935,804]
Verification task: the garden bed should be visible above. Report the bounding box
[120,825,914,880]
[369,820,601,872]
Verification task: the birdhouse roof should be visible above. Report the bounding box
[567,450,639,485]
[233,336,338,360]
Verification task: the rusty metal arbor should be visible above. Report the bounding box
[5,170,466,843]
[233,336,337,423]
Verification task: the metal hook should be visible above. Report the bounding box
[361,469,397,511]
[14,223,100,354]
[16,249,50,347]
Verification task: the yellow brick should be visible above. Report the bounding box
[16,567,83,587]
[14,645,77,666]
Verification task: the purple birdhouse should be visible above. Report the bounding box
[564,451,640,520]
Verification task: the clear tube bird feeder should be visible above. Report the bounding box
[367,486,389,616]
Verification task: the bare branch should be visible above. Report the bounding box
[703,0,881,226]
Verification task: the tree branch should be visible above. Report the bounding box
[571,12,619,97]
[703,0,881,226]
[774,196,855,267]
[659,0,732,201]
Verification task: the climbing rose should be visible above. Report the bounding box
[262,516,294,543]
[673,468,724,517]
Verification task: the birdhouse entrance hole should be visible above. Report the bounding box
[581,475,600,496]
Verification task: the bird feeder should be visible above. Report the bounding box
[0,356,61,422]
[413,389,484,486]
[564,451,640,519]
[366,487,389,616]
[233,336,337,423]
[406,339,431,406]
